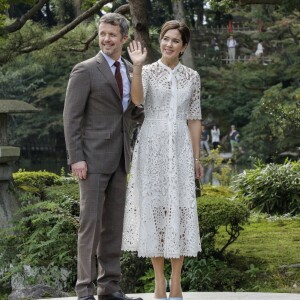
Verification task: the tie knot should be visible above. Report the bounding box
[114,61,120,68]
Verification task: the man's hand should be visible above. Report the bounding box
[71,161,87,180]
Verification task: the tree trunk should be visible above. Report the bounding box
[172,0,195,69]
[128,0,159,64]
[73,0,82,18]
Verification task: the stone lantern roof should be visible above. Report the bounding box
[0,99,39,113]
[0,99,39,164]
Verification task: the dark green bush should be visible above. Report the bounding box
[0,183,79,291]
[232,160,300,215]
[182,257,246,291]
[197,185,250,255]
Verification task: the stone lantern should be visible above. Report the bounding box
[0,99,39,229]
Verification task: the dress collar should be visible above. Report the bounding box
[158,59,181,73]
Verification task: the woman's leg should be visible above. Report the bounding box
[169,257,184,298]
[151,257,167,299]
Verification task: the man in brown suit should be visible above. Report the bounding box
[63,13,143,300]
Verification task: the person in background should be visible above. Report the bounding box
[63,13,143,300]
[201,125,210,156]
[122,20,203,300]
[229,124,239,153]
[255,40,264,58]
[211,125,220,149]
[227,35,237,63]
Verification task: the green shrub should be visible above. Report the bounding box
[232,160,300,215]
[1,174,249,293]
[13,170,60,187]
[197,185,250,255]
[0,183,79,291]
[182,257,246,291]
[12,170,61,198]
[120,253,152,293]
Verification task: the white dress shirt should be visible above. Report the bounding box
[101,51,130,111]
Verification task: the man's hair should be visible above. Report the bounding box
[99,13,129,37]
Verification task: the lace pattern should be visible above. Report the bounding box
[122,60,201,258]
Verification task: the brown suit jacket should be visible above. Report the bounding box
[63,52,143,174]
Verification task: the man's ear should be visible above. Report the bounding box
[123,35,129,43]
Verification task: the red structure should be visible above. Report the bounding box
[228,20,233,32]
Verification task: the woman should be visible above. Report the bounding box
[122,20,203,300]
[211,125,220,149]
[255,40,264,58]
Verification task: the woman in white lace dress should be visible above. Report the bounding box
[122,20,203,300]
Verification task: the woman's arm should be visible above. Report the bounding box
[131,64,144,105]
[127,40,147,105]
[188,119,203,179]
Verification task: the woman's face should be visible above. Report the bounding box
[160,29,186,60]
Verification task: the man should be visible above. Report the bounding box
[229,124,239,153]
[227,35,237,64]
[201,126,210,156]
[63,13,143,300]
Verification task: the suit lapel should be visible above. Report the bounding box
[96,53,121,100]
[96,53,135,114]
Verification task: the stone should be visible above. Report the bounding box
[0,147,20,164]
[8,284,69,300]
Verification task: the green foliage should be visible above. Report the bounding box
[0,182,79,291]
[242,84,300,161]
[233,160,300,215]
[216,213,300,292]
[201,148,235,186]
[197,185,250,255]
[121,255,153,293]
[182,256,245,291]
[13,170,60,195]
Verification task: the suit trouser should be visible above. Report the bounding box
[75,157,126,297]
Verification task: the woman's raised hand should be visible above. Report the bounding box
[127,40,147,66]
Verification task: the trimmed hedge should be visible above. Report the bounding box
[197,185,250,255]
[13,170,60,188]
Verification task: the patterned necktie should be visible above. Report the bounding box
[114,61,123,99]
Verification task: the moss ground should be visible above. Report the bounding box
[216,214,300,292]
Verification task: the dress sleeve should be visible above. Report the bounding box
[188,71,202,120]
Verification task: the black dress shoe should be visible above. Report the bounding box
[98,290,143,300]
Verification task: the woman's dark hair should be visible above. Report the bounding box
[160,20,190,57]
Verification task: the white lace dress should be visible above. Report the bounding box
[122,60,202,258]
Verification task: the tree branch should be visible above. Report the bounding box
[19,0,113,53]
[69,30,98,52]
[0,0,49,35]
[114,4,130,15]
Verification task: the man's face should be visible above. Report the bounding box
[99,23,128,60]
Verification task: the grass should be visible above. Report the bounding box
[216,213,300,293]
